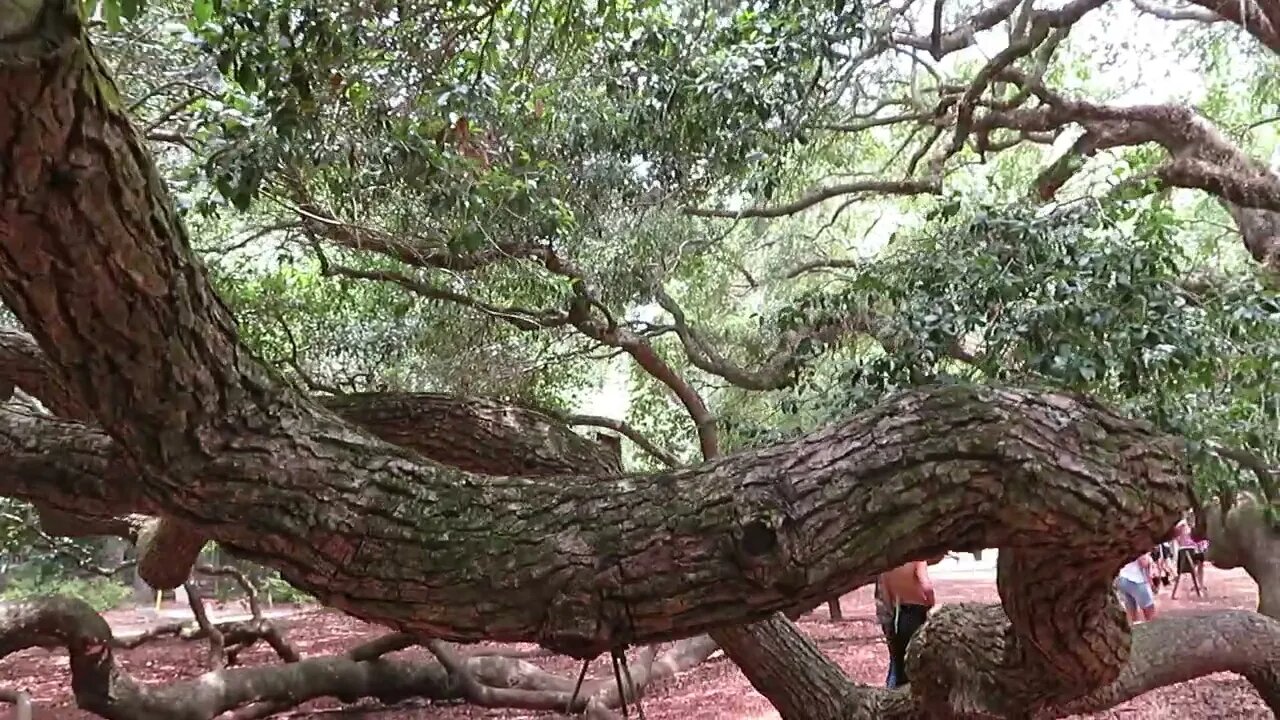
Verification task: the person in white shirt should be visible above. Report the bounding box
[1116,554,1158,623]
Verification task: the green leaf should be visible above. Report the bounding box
[193,0,213,25]
[102,0,122,31]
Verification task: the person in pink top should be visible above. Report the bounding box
[1172,513,1208,592]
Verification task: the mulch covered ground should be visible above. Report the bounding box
[1,566,1268,719]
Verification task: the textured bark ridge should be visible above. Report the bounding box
[0,328,621,588]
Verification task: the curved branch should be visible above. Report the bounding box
[1040,610,1280,717]
[0,331,623,587]
[0,689,31,720]
[321,261,572,330]
[683,178,940,220]
[984,74,1280,268]
[1179,0,1280,53]
[558,413,680,467]
[0,595,459,718]
[0,383,1190,657]
[293,199,554,272]
[892,0,1024,56]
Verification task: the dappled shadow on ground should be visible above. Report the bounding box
[0,567,1267,719]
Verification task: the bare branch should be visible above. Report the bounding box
[183,582,227,669]
[0,689,32,720]
[1131,0,1222,22]
[651,284,873,391]
[194,563,263,620]
[816,111,932,133]
[1177,0,1280,53]
[683,178,941,219]
[893,0,1025,56]
[559,413,681,467]
[320,261,571,331]
[291,198,555,272]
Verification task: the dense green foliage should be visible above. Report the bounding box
[0,574,132,613]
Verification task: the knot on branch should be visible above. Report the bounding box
[906,603,1021,718]
[740,519,777,556]
[731,484,806,593]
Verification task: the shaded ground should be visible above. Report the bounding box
[0,565,1267,719]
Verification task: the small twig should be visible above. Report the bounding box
[183,582,226,669]
[0,689,33,720]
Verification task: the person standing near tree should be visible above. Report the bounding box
[874,578,897,687]
[879,554,944,689]
[1116,554,1158,623]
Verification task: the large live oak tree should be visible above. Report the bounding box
[0,2,1278,720]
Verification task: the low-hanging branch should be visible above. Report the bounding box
[0,383,1189,655]
[4,594,1276,720]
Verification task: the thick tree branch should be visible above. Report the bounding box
[0,330,624,587]
[0,381,1190,656]
[1040,610,1280,717]
[323,391,624,476]
[1177,0,1280,53]
[978,73,1280,268]
[0,328,622,478]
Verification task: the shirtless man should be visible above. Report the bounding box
[879,554,943,688]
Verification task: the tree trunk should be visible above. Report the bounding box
[1205,493,1280,618]
[826,597,843,621]
[712,616,867,720]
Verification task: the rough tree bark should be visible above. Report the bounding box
[1205,493,1280,619]
[0,327,622,588]
[0,3,1276,719]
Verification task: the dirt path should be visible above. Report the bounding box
[0,566,1268,719]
